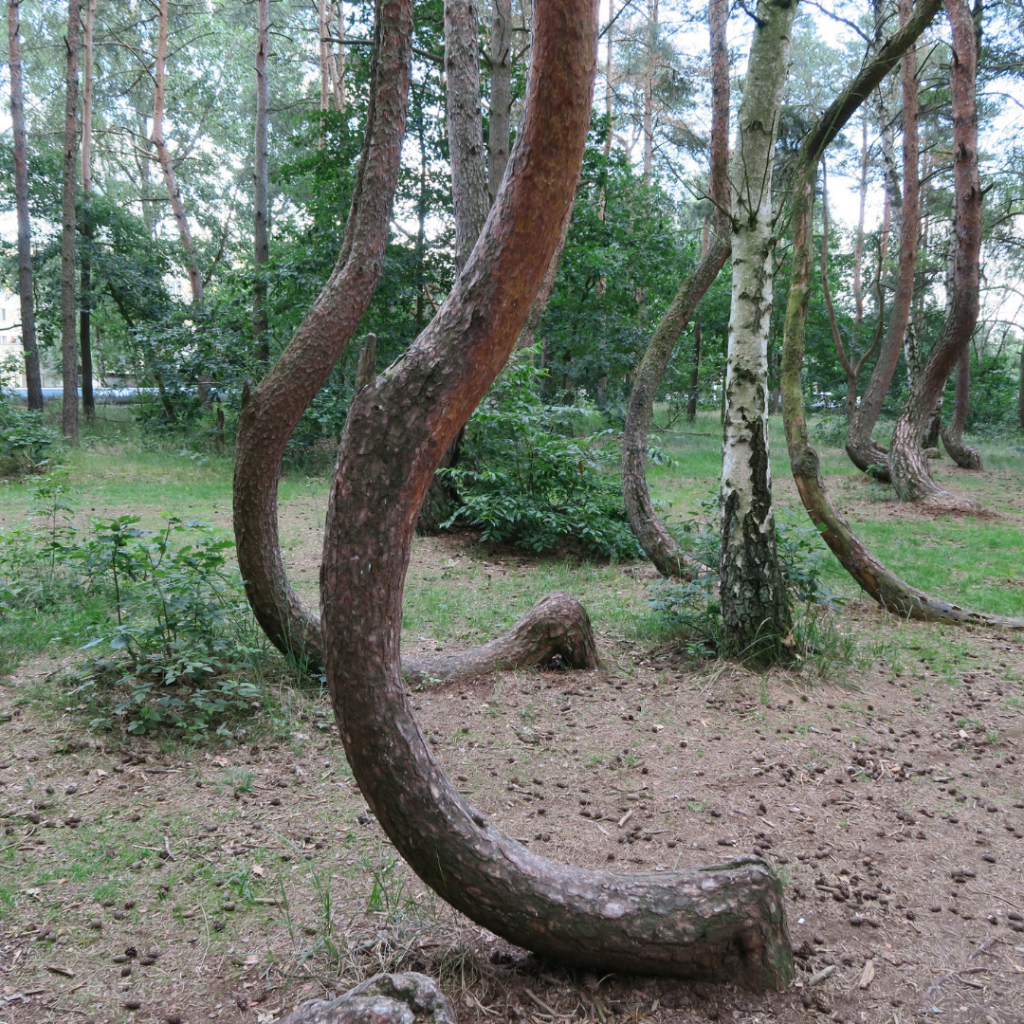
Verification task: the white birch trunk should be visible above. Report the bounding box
[719,0,797,659]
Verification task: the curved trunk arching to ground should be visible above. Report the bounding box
[941,345,982,469]
[845,0,920,477]
[319,0,793,986]
[889,0,983,507]
[780,0,1024,631]
[621,0,730,578]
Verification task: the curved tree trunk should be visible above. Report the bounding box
[620,0,729,578]
[233,0,414,665]
[8,0,43,411]
[889,0,983,508]
[780,0,1023,631]
[319,0,793,986]
[941,345,982,468]
[846,0,920,477]
[621,238,729,577]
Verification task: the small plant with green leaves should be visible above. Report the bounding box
[439,352,642,559]
[56,515,267,738]
[0,363,61,477]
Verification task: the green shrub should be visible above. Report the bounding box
[440,353,641,559]
[1,471,267,738]
[0,368,61,476]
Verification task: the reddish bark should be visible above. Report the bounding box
[846,0,919,476]
[781,0,1022,630]
[620,0,730,578]
[941,345,982,469]
[889,0,983,506]
[319,0,793,984]
[233,0,414,664]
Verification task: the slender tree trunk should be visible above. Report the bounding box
[780,0,1020,629]
[621,0,729,575]
[603,6,613,156]
[152,0,203,305]
[444,0,490,273]
[642,0,657,183]
[254,0,271,367]
[846,0,919,475]
[488,0,511,203]
[1018,343,1024,432]
[331,2,346,110]
[941,344,982,467]
[852,114,868,334]
[318,0,329,145]
[7,0,43,411]
[719,0,797,661]
[319,0,793,982]
[79,0,96,420]
[61,0,81,441]
[889,0,982,506]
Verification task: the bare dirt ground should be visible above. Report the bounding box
[2,547,1023,1024]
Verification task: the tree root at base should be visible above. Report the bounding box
[402,591,600,686]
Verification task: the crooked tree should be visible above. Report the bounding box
[316,0,792,984]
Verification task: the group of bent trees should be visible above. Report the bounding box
[231,0,1024,991]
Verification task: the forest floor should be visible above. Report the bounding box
[1,414,1023,1024]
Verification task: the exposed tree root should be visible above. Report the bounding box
[403,591,599,686]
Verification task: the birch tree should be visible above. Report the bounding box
[719,0,798,660]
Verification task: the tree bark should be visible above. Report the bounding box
[621,0,729,578]
[61,0,81,441]
[445,0,490,274]
[622,239,729,577]
[152,0,203,305]
[318,0,330,142]
[888,0,983,507]
[233,0,414,666]
[319,0,794,984]
[780,0,1023,630]
[79,0,96,419]
[642,0,657,183]
[719,0,797,661]
[356,332,378,391]
[515,208,571,351]
[846,0,920,476]
[941,344,981,468]
[8,0,43,411]
[488,0,512,203]
[254,0,271,367]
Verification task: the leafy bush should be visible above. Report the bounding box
[0,365,60,477]
[0,472,266,738]
[648,498,840,658]
[440,354,641,559]
[811,414,848,450]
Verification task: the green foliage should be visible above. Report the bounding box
[0,367,61,477]
[648,498,840,657]
[0,472,265,738]
[811,414,849,449]
[440,354,641,559]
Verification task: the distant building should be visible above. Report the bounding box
[0,292,26,388]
